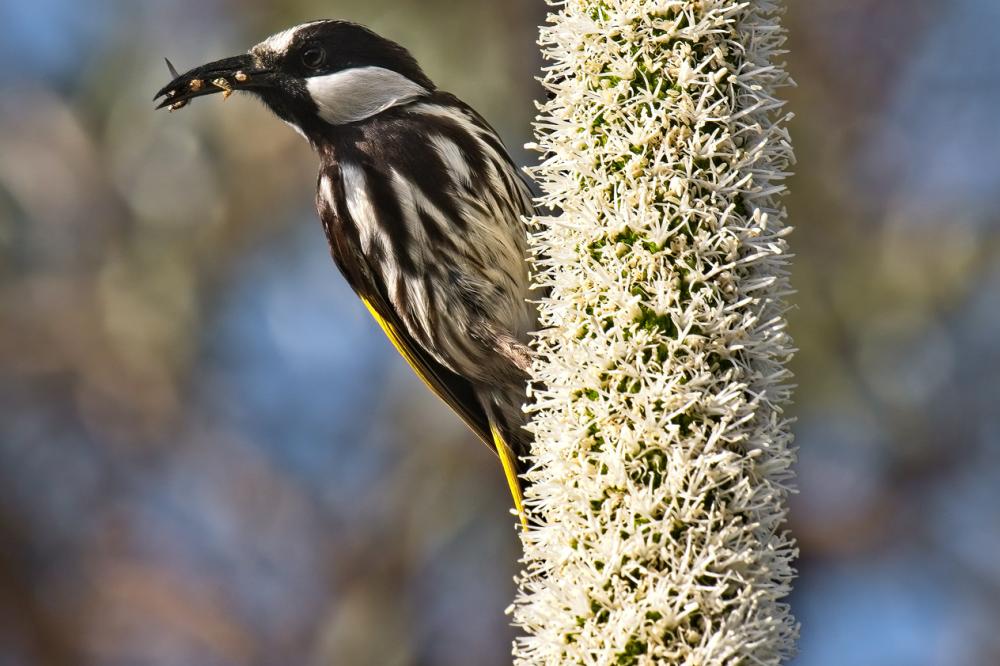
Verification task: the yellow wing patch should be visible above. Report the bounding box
[362,296,440,397]
[492,422,528,530]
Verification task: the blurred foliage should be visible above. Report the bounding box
[1,0,999,664]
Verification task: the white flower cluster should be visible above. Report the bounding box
[512,1,797,664]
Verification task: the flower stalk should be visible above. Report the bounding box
[512,1,798,663]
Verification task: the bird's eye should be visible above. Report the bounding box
[301,46,326,69]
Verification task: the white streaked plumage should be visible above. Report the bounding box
[340,162,383,256]
[340,162,408,320]
[413,104,534,215]
[306,67,428,125]
[384,165,430,318]
[411,103,500,151]
[319,173,337,211]
[335,120,534,380]
[430,135,473,187]
[389,168,431,249]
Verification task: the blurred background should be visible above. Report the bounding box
[1,0,998,664]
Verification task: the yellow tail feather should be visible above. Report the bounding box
[491,422,528,530]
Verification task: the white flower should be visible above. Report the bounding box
[512,1,798,664]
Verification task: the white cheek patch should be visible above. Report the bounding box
[306,66,428,125]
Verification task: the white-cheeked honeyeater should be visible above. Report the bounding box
[155,20,536,526]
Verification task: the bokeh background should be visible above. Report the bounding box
[1,0,998,664]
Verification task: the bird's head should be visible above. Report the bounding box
[154,20,435,140]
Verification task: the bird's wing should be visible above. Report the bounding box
[358,287,526,526]
[359,287,489,442]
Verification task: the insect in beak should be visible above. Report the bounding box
[154,54,271,111]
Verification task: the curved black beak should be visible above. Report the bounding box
[153,54,272,111]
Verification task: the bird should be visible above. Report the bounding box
[154,20,537,527]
